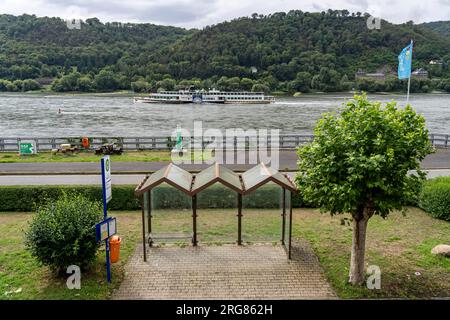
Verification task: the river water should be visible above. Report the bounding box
[0,92,449,137]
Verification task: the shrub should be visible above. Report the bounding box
[25,193,103,272]
[419,177,450,221]
[0,185,139,212]
[22,79,41,91]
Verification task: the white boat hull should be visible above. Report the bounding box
[134,90,275,105]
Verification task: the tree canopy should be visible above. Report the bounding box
[1,12,450,93]
[296,94,434,284]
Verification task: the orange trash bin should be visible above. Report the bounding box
[109,236,121,263]
[81,137,90,149]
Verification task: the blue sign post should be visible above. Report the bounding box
[98,156,114,283]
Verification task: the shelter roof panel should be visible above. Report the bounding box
[242,163,297,193]
[136,163,193,195]
[191,163,243,194]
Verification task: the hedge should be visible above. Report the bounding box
[419,177,450,221]
[0,185,138,212]
[0,184,311,212]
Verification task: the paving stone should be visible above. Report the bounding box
[113,241,336,300]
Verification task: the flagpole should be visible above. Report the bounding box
[406,39,413,105]
[406,73,411,104]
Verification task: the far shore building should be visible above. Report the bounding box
[429,60,443,65]
[355,69,387,81]
[411,68,429,79]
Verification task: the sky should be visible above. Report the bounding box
[0,0,449,28]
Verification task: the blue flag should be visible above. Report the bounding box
[398,41,413,79]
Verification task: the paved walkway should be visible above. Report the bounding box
[113,242,336,300]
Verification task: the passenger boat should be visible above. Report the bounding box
[134,89,275,104]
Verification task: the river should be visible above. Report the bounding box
[0,92,449,136]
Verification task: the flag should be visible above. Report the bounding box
[398,41,413,80]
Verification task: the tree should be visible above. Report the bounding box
[51,72,81,91]
[78,76,94,92]
[156,78,176,91]
[311,67,341,92]
[340,74,353,91]
[296,94,433,285]
[240,78,254,91]
[131,80,151,93]
[0,79,9,91]
[251,83,270,93]
[22,79,41,91]
[94,69,119,91]
[288,72,311,93]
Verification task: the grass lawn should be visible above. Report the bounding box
[0,211,141,299]
[0,208,448,299]
[0,150,212,163]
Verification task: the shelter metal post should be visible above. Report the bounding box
[288,191,293,260]
[281,188,286,245]
[237,193,243,245]
[147,191,152,234]
[192,195,198,246]
[141,195,147,262]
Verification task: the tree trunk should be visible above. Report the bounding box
[349,202,374,285]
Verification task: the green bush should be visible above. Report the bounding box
[419,177,450,221]
[24,193,103,272]
[0,185,139,212]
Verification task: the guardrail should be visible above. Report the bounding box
[0,134,448,152]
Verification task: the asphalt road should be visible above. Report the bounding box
[0,149,449,176]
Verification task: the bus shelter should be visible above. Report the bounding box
[135,163,297,261]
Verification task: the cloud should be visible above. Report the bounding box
[1,0,450,28]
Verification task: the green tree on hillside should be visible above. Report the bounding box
[311,68,341,92]
[288,72,312,93]
[94,69,119,92]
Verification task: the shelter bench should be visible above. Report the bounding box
[148,232,194,247]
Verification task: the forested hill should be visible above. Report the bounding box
[0,14,191,80]
[420,21,450,39]
[1,11,450,94]
[156,11,450,79]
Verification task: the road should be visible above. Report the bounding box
[0,149,449,176]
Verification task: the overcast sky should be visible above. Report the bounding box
[1,0,450,28]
